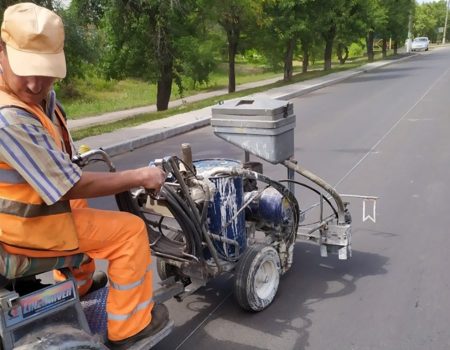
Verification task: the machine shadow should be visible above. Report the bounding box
[345,73,407,84]
[155,242,388,350]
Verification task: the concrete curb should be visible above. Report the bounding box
[100,115,211,156]
[77,53,417,157]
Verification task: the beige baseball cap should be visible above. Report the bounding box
[1,2,66,78]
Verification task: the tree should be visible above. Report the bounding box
[414,0,447,42]
[261,0,316,81]
[102,0,214,111]
[55,0,107,85]
[68,0,106,26]
[362,0,387,62]
[204,0,263,92]
[59,11,99,84]
[384,0,413,54]
[314,0,366,71]
[333,0,370,64]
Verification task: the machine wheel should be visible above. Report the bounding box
[233,244,281,312]
[156,258,178,281]
[156,258,191,287]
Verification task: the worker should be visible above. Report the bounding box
[0,3,167,348]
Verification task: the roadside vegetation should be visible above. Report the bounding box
[58,55,368,119]
[58,62,290,118]
[1,0,448,134]
[70,53,387,141]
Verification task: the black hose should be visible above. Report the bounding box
[161,192,197,256]
[167,157,223,269]
[157,216,164,236]
[279,179,339,219]
[283,160,346,224]
[161,186,202,257]
[164,185,200,234]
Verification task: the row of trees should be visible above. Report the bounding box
[0,0,443,111]
[414,0,450,43]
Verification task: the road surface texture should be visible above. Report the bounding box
[88,47,450,350]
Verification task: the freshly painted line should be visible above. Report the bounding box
[333,67,450,189]
[175,290,233,350]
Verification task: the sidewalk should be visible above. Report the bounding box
[72,54,416,156]
[67,75,287,131]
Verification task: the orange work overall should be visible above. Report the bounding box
[0,84,153,341]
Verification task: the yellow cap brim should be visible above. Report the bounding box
[6,44,66,79]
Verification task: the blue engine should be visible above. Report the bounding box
[244,187,294,228]
[193,159,294,261]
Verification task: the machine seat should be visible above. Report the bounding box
[0,244,87,280]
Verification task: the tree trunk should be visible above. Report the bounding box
[324,38,333,70]
[283,38,295,81]
[300,38,309,73]
[302,48,309,73]
[227,29,239,93]
[337,43,348,64]
[323,26,336,71]
[393,40,398,55]
[156,59,173,111]
[382,37,387,59]
[366,31,374,62]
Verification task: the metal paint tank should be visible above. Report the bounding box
[193,159,246,260]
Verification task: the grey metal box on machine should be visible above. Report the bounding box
[211,98,296,164]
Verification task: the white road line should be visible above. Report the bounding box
[175,290,233,350]
[333,67,450,189]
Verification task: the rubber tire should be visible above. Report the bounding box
[233,244,281,312]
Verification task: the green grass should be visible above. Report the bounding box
[61,63,287,119]
[60,78,157,119]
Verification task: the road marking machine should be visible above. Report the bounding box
[0,98,374,349]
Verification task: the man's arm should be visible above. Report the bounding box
[0,109,82,205]
[61,167,166,200]
[0,108,165,204]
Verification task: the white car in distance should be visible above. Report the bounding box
[411,37,429,52]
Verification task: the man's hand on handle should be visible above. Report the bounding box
[137,166,166,192]
[63,166,166,201]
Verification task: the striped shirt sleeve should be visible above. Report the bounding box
[0,108,81,205]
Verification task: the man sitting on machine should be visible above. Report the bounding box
[0,3,167,349]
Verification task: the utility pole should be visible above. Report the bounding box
[443,0,449,44]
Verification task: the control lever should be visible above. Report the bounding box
[147,158,166,200]
[147,188,161,200]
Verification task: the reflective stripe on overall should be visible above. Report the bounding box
[53,204,154,341]
[0,83,79,251]
[0,82,154,341]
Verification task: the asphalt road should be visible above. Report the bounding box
[89,47,450,350]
